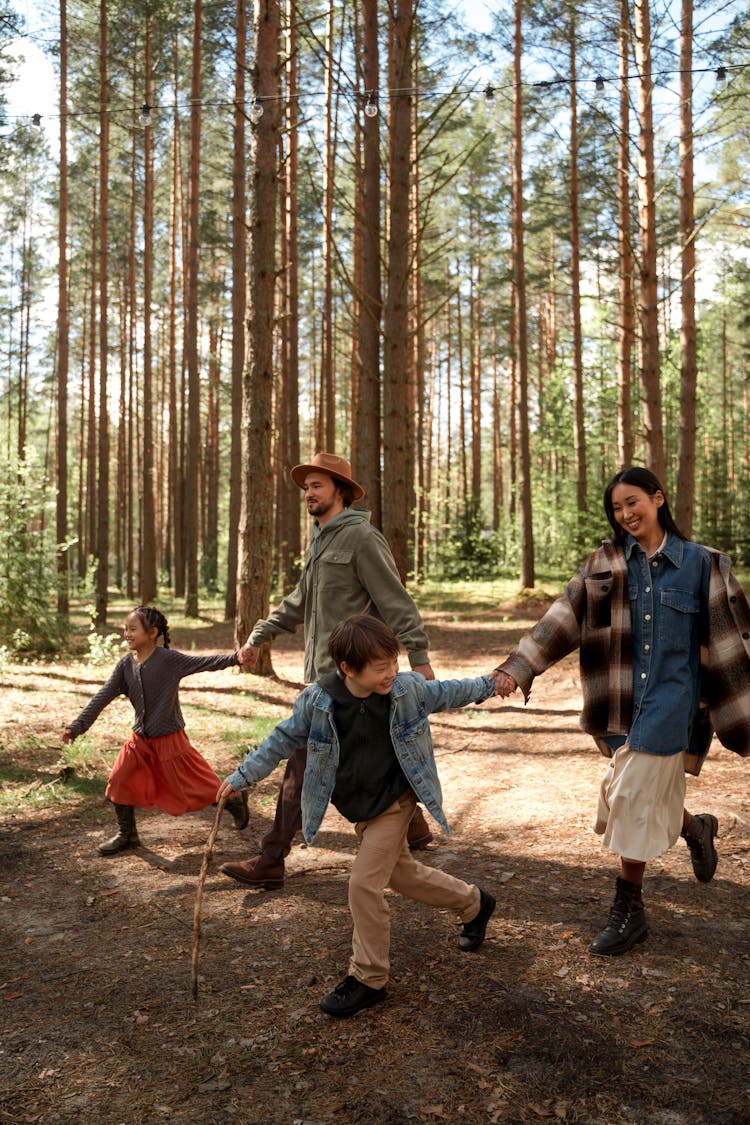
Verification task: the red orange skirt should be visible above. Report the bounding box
[105,729,221,816]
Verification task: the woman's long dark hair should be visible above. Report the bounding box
[603,466,686,545]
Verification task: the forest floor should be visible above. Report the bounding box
[0,596,749,1124]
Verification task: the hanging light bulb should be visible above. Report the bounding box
[595,75,605,93]
[31,113,42,127]
[716,65,727,85]
[484,83,495,102]
[250,96,264,123]
[139,103,152,127]
[364,91,378,118]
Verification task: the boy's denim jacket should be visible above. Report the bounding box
[226,671,495,843]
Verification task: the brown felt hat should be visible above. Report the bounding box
[290,452,366,502]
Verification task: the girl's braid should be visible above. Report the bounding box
[134,605,171,648]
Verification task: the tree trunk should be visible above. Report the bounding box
[168,50,183,594]
[568,15,587,513]
[95,0,110,624]
[617,0,635,467]
[317,1,337,451]
[675,0,696,533]
[382,0,414,580]
[512,0,534,588]
[278,0,301,589]
[633,0,665,482]
[184,0,203,616]
[140,19,157,603]
[353,0,382,524]
[56,0,69,618]
[235,0,280,673]
[226,0,247,617]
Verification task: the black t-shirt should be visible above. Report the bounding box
[319,671,410,823]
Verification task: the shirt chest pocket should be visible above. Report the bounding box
[659,589,701,651]
[318,550,355,592]
[394,704,427,743]
[584,574,613,629]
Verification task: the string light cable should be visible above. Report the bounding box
[9,58,749,130]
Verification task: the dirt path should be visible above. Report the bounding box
[1,609,749,1123]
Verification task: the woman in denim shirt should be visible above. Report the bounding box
[495,467,745,957]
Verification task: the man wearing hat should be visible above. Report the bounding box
[220,452,435,889]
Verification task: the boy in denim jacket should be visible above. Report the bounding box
[218,614,497,1017]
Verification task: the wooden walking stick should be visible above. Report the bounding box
[191,793,228,1001]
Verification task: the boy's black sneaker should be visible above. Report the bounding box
[681,813,719,883]
[319,975,387,1018]
[459,889,496,952]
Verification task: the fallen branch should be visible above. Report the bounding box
[191,794,227,1002]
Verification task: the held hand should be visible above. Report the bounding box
[412,662,435,681]
[493,670,518,698]
[217,778,238,802]
[237,643,260,667]
[62,728,74,744]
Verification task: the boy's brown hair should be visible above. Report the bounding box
[328,614,400,673]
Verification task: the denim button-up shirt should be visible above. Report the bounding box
[226,671,495,842]
[625,533,710,755]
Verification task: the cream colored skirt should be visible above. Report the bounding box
[594,744,686,862]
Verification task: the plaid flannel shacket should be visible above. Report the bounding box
[500,539,750,757]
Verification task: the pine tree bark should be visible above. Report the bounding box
[56,0,69,617]
[184,0,203,617]
[568,15,587,513]
[617,0,635,466]
[633,0,665,482]
[317,1,337,451]
[353,0,382,525]
[512,0,534,588]
[140,19,157,603]
[235,0,280,671]
[382,0,414,581]
[675,0,697,533]
[95,0,110,624]
[226,0,247,619]
[278,0,301,589]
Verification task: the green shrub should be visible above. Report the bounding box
[0,454,65,652]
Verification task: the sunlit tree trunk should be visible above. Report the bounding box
[203,293,221,590]
[235,0,280,672]
[568,13,586,513]
[633,0,665,481]
[317,1,337,450]
[512,0,534,588]
[140,19,157,603]
[353,0,382,524]
[617,0,635,466]
[411,39,426,579]
[226,0,247,618]
[168,51,183,595]
[382,0,414,580]
[491,325,503,530]
[278,0,301,588]
[675,0,696,532]
[55,0,69,617]
[184,0,202,616]
[85,189,97,577]
[95,0,110,624]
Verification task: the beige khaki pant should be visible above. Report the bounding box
[348,791,480,988]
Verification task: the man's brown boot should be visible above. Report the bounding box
[407,804,433,850]
[219,853,285,889]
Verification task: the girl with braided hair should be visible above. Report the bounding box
[63,605,252,855]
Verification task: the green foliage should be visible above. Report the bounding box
[0,455,64,653]
[437,499,501,580]
[84,625,123,666]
